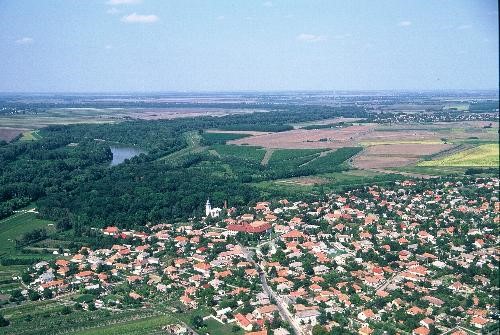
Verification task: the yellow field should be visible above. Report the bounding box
[419,144,499,167]
[19,130,42,141]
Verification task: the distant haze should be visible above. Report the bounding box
[0,0,498,92]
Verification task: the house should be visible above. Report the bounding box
[254,304,278,320]
[180,294,197,309]
[227,222,271,234]
[359,326,373,335]
[471,316,489,329]
[103,226,119,235]
[412,326,430,335]
[295,309,320,326]
[407,306,425,316]
[193,262,211,277]
[75,270,93,281]
[420,318,434,329]
[357,309,375,321]
[234,313,253,331]
[246,330,267,335]
[282,230,307,241]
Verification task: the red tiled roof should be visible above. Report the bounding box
[227,223,271,233]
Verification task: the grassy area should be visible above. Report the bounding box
[306,147,362,172]
[393,165,500,177]
[0,211,56,294]
[212,144,266,164]
[268,149,324,169]
[254,169,399,194]
[0,211,55,257]
[1,301,171,335]
[19,130,42,141]
[201,132,250,145]
[68,314,176,335]
[419,143,499,167]
[204,317,243,335]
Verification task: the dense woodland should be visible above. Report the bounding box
[0,105,367,230]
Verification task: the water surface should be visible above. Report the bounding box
[110,146,144,166]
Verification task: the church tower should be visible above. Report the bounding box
[205,199,211,217]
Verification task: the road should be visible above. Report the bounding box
[238,243,303,335]
[259,270,304,335]
[375,273,398,291]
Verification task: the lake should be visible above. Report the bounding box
[110,146,145,166]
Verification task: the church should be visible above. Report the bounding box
[205,199,222,218]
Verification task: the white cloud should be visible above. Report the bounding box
[398,21,412,27]
[107,7,120,15]
[296,33,326,43]
[16,37,34,45]
[107,0,141,5]
[105,45,113,49]
[457,24,472,30]
[263,1,273,7]
[121,13,159,23]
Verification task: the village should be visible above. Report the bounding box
[21,177,499,335]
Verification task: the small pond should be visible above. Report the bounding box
[110,146,145,166]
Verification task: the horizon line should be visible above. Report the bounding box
[0,88,499,95]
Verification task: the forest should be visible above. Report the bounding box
[0,105,369,230]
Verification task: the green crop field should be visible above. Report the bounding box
[1,303,173,335]
[267,149,324,169]
[68,314,176,335]
[419,144,499,167]
[0,210,56,294]
[307,147,363,172]
[212,144,266,163]
[201,132,250,145]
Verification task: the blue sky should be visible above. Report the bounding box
[0,0,498,92]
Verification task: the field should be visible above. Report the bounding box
[200,131,250,145]
[19,130,43,141]
[291,117,362,129]
[1,302,176,335]
[267,149,325,169]
[0,210,57,297]
[0,127,27,142]
[228,124,375,149]
[0,210,55,257]
[351,143,452,169]
[0,107,265,130]
[254,169,400,194]
[229,121,498,172]
[68,313,176,335]
[418,144,499,167]
[212,144,266,164]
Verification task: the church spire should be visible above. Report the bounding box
[205,198,211,216]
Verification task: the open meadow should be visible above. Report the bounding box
[418,143,499,167]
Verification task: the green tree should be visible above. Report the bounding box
[0,315,9,327]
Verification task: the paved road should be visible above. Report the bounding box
[375,273,398,291]
[238,243,303,335]
[259,271,303,335]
